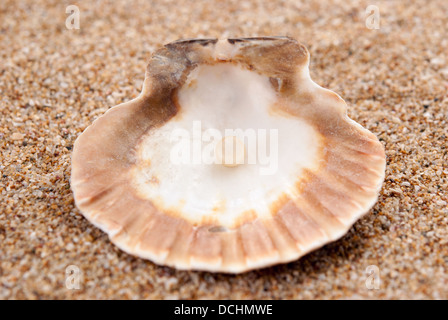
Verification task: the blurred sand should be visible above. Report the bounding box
[0,0,447,299]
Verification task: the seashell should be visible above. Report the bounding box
[71,37,386,273]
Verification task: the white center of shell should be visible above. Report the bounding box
[132,63,322,228]
[215,135,246,167]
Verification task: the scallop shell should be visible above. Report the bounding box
[71,37,386,273]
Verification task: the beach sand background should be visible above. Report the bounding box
[1,0,447,299]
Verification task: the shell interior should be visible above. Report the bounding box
[71,37,386,273]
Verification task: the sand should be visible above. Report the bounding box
[0,0,447,299]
